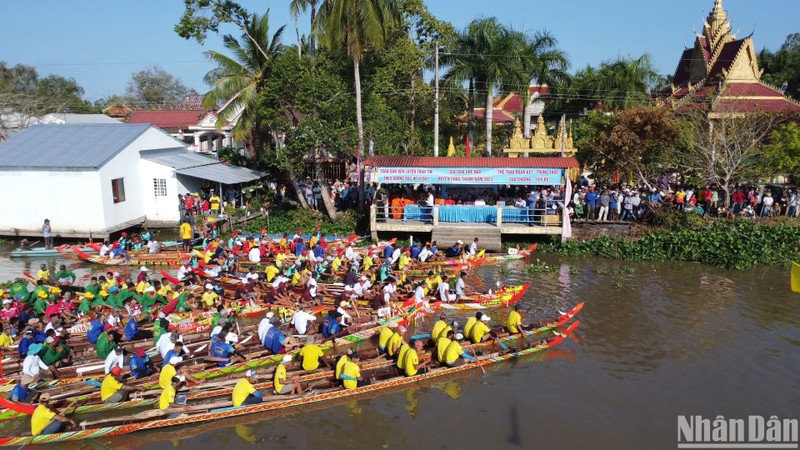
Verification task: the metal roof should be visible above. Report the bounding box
[39,113,120,124]
[141,148,265,184]
[364,156,579,169]
[177,164,265,184]
[0,123,151,169]
[140,148,218,169]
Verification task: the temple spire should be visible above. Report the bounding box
[704,0,731,55]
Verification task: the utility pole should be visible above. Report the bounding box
[560,114,566,158]
[434,41,440,157]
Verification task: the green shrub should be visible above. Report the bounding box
[243,208,362,237]
[541,219,800,270]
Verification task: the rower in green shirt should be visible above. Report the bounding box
[9,281,30,302]
[96,327,116,359]
[92,291,108,309]
[79,292,95,315]
[84,277,101,297]
[54,265,76,285]
[139,287,165,310]
[33,291,49,314]
[175,292,193,312]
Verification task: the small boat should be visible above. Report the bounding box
[10,244,100,259]
[68,246,186,266]
[483,244,538,264]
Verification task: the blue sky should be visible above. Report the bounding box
[2,0,797,101]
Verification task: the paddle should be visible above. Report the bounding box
[469,345,487,376]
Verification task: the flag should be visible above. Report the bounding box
[465,136,471,157]
[369,139,374,157]
[561,176,572,243]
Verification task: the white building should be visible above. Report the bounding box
[0,123,264,238]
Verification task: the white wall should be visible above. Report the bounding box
[97,127,185,231]
[140,159,180,224]
[0,169,106,236]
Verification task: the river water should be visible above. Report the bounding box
[0,249,797,450]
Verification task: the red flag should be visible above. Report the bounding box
[465,136,471,157]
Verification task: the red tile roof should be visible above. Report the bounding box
[127,110,205,128]
[364,156,579,169]
[715,98,800,113]
[468,108,516,123]
[725,82,785,97]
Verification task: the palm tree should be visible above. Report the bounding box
[521,31,569,137]
[202,11,286,156]
[598,54,661,110]
[289,0,319,57]
[315,0,401,204]
[443,18,528,156]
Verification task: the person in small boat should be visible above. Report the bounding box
[22,343,57,385]
[159,356,202,390]
[506,304,536,334]
[431,315,449,345]
[387,325,407,358]
[340,352,371,389]
[104,345,125,374]
[402,339,429,376]
[438,332,476,367]
[101,366,146,403]
[130,347,156,379]
[274,354,303,395]
[377,321,397,353]
[468,314,495,344]
[233,370,263,406]
[31,392,76,436]
[162,341,187,367]
[436,275,455,303]
[463,312,482,339]
[159,375,190,419]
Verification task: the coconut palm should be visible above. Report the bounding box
[289,0,319,56]
[597,54,661,110]
[202,11,286,157]
[315,0,401,203]
[443,18,528,156]
[521,31,569,137]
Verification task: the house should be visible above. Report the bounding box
[127,109,235,153]
[659,0,800,116]
[0,123,264,238]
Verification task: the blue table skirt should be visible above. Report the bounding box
[438,206,497,223]
[501,207,531,223]
[404,204,432,220]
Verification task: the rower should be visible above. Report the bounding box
[335,349,353,380]
[468,237,479,256]
[401,339,428,376]
[440,333,476,367]
[210,331,244,367]
[22,343,57,386]
[469,314,495,344]
[130,347,156,379]
[159,375,190,419]
[104,345,125,374]
[163,341,186,367]
[340,352,370,390]
[31,392,76,436]
[291,308,317,336]
[101,366,146,403]
[396,339,412,373]
[387,325,407,358]
[378,321,397,353]
[337,301,353,327]
[320,310,343,339]
[37,263,50,282]
[463,312,482,339]
[431,315,448,345]
[233,369,263,406]
[507,304,534,334]
[201,284,219,308]
[298,343,326,371]
[160,356,201,389]
[274,354,303,395]
[124,312,153,342]
[436,275,455,303]
[454,271,467,301]
[258,311,276,343]
[157,331,183,359]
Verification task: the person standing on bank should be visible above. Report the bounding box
[42,219,53,250]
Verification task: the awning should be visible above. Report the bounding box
[176,164,265,184]
[141,148,265,184]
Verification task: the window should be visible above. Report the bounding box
[111,178,126,204]
[153,178,167,197]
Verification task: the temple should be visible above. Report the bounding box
[659,0,800,116]
[503,116,576,158]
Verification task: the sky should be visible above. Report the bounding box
[2,0,798,102]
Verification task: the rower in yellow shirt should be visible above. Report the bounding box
[507,304,532,334]
[31,393,76,436]
[298,344,325,371]
[232,370,263,406]
[264,264,281,283]
[396,341,411,371]
[335,351,351,380]
[463,312,481,339]
[441,333,476,366]
[378,324,395,353]
[274,355,303,395]
[402,339,427,376]
[363,254,374,272]
[159,376,189,418]
[0,327,13,348]
[398,252,412,270]
[430,315,448,344]
[201,285,219,307]
[469,314,493,344]
[386,325,406,357]
[36,263,50,282]
[340,352,370,389]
